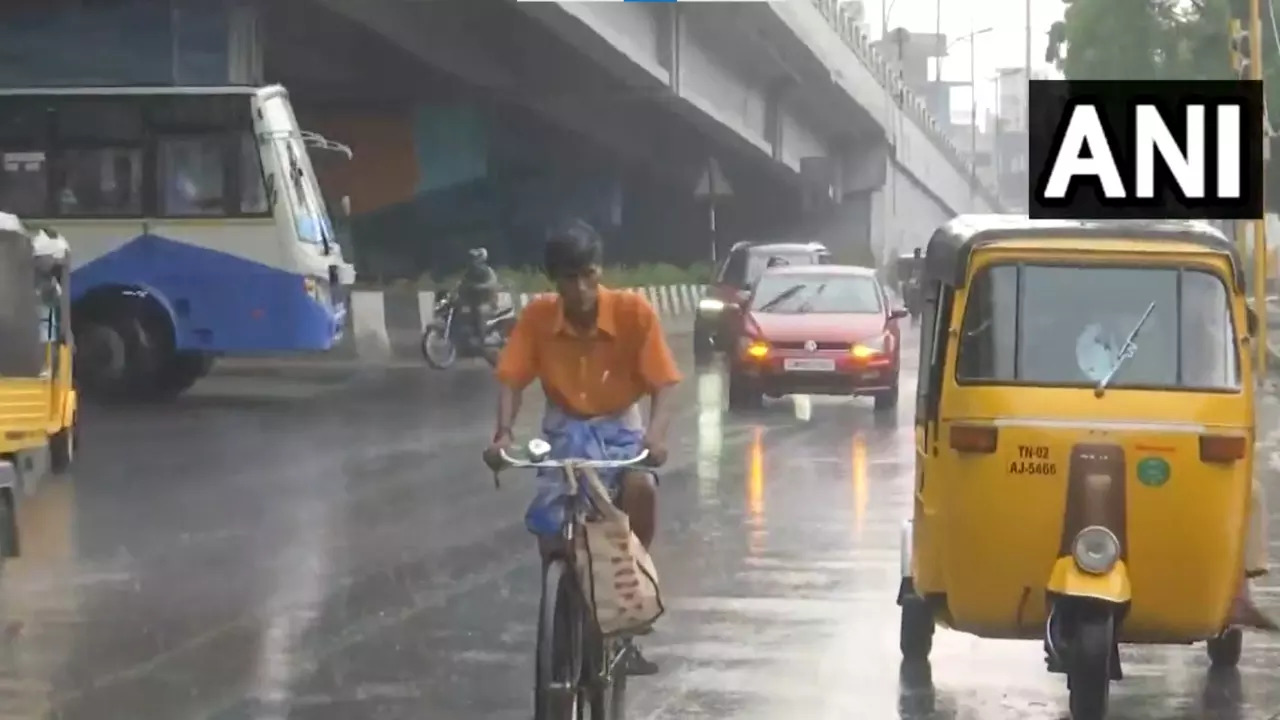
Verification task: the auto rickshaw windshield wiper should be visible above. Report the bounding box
[1095,301,1156,398]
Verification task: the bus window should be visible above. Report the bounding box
[50,98,145,217]
[0,103,49,217]
[55,147,142,216]
[55,98,143,143]
[0,151,47,217]
[157,136,227,216]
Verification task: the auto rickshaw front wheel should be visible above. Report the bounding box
[1206,627,1243,668]
[50,419,75,474]
[1066,614,1115,720]
[899,592,934,661]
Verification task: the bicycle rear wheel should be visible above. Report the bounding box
[536,558,583,720]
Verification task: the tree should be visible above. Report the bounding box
[1046,0,1280,111]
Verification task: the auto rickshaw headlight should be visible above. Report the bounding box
[1072,526,1120,575]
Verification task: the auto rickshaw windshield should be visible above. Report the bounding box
[955,262,1241,391]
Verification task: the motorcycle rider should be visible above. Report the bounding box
[904,247,924,321]
[458,247,500,345]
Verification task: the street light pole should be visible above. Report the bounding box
[943,27,992,203]
[1250,0,1267,376]
[934,0,942,81]
[970,18,977,163]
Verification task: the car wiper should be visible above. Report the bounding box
[795,283,826,313]
[1095,302,1155,398]
[756,284,807,312]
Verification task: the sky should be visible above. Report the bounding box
[848,0,1064,127]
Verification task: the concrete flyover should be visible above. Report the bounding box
[515,0,1003,262]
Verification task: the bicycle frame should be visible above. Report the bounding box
[498,443,650,720]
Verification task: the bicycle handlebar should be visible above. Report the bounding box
[496,447,651,470]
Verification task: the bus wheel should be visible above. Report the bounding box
[145,351,212,400]
[75,317,156,402]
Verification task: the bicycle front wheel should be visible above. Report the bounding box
[535,558,583,720]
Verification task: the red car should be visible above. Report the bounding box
[727,264,908,411]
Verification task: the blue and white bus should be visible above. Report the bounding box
[0,85,355,400]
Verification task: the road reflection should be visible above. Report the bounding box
[792,394,812,422]
[747,426,766,557]
[852,432,868,539]
[248,463,340,714]
[696,370,723,508]
[0,472,81,718]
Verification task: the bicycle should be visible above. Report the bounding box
[495,438,655,720]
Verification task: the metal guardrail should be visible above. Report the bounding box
[811,0,1004,211]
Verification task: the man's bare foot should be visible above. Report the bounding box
[1229,595,1280,631]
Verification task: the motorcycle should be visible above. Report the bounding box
[420,293,516,369]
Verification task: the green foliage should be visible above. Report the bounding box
[355,263,712,293]
[1046,0,1280,111]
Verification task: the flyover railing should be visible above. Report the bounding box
[812,0,1004,211]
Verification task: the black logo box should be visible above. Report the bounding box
[1028,80,1264,220]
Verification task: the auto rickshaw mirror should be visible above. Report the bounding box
[889,307,909,320]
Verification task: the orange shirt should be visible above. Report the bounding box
[495,286,682,417]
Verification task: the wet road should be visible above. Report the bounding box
[3,328,1280,719]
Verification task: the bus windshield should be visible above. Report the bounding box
[955,263,1241,391]
[259,91,335,250]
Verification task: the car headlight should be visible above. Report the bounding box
[698,297,725,314]
[1072,526,1120,575]
[850,332,890,359]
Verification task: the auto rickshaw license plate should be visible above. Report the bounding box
[1004,441,1061,477]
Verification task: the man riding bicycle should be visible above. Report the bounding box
[484,219,681,676]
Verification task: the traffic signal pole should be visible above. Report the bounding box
[1229,5,1268,377]
[1250,0,1267,377]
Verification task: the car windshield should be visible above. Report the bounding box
[751,274,882,314]
[956,263,1241,390]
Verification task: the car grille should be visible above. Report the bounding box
[773,341,851,351]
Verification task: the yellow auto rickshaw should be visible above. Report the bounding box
[898,216,1258,719]
[0,213,77,559]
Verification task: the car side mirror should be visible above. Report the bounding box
[1247,307,1260,337]
[889,307,909,320]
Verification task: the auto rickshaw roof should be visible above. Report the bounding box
[924,214,1242,288]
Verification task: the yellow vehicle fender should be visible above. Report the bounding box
[1046,556,1132,603]
[61,388,77,429]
